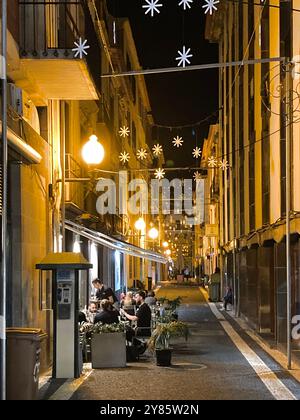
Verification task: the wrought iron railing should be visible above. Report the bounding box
[19,0,101,92]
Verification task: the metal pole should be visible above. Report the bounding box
[0,0,7,400]
[60,102,66,252]
[285,61,292,370]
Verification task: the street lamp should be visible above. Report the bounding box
[82,135,105,165]
[162,241,169,248]
[148,227,159,240]
[135,217,146,231]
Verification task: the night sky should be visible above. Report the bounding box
[107,0,219,169]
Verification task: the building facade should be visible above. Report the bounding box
[206,0,300,350]
[2,0,164,372]
[200,125,220,281]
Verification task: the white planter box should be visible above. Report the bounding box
[91,333,126,368]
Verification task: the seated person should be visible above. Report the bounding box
[145,291,157,306]
[224,287,233,311]
[78,311,87,324]
[121,292,136,316]
[94,299,120,325]
[120,290,152,340]
[85,302,99,324]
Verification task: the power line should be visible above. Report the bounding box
[101,57,284,78]
[153,108,223,130]
[227,0,300,14]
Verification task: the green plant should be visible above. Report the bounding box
[165,297,183,312]
[93,323,126,334]
[148,321,189,351]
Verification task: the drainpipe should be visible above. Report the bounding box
[285,60,292,370]
[0,0,7,400]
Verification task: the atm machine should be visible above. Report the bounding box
[36,252,92,379]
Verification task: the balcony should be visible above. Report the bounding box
[18,0,101,103]
[65,153,84,211]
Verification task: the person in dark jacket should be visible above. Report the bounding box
[94,300,120,325]
[92,279,118,305]
[224,287,233,311]
[120,291,151,354]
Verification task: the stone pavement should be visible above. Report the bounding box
[40,285,300,400]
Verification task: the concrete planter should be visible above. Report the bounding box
[91,333,127,368]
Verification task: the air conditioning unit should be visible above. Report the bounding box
[7,83,40,135]
[8,83,23,116]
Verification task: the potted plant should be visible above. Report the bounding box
[165,297,183,320]
[90,323,127,369]
[148,321,189,367]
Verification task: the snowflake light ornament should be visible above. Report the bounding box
[152,144,163,157]
[193,147,202,159]
[219,159,230,171]
[137,148,148,160]
[193,171,202,182]
[155,168,166,180]
[202,0,220,15]
[119,152,130,164]
[173,136,184,148]
[119,126,130,138]
[142,0,163,17]
[72,38,90,59]
[179,0,193,10]
[176,46,193,68]
[208,156,218,168]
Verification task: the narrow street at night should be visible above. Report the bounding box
[39,285,300,401]
[2,0,300,404]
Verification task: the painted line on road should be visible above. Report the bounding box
[48,365,93,400]
[208,303,297,400]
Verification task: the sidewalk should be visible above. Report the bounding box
[215,301,300,379]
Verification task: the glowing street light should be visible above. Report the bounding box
[148,227,159,240]
[135,218,146,231]
[162,241,169,248]
[165,249,172,256]
[82,135,105,165]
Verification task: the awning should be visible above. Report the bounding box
[65,220,167,264]
[1,122,42,164]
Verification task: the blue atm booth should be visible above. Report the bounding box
[36,252,92,379]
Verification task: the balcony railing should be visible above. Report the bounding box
[19,0,101,93]
[65,153,84,208]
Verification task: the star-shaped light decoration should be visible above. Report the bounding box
[193,171,202,182]
[155,168,166,180]
[142,0,163,17]
[219,159,230,171]
[137,148,148,160]
[119,126,130,138]
[173,136,184,148]
[119,152,130,164]
[193,147,202,159]
[178,0,193,10]
[152,144,163,157]
[72,38,90,59]
[202,0,220,15]
[176,46,193,68]
[208,156,218,168]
